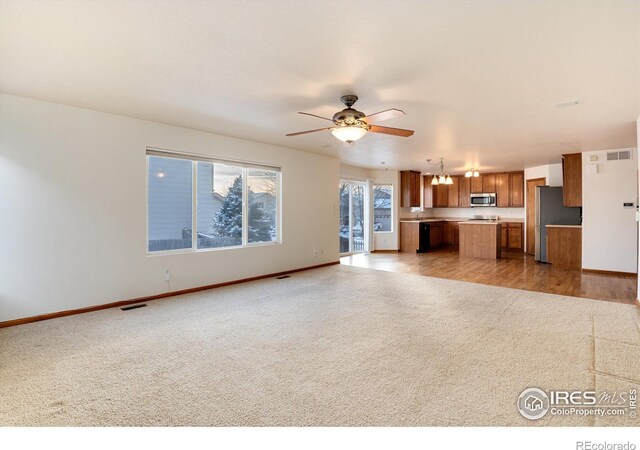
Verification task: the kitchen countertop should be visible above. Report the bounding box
[400,217,524,223]
[545,224,582,228]
[459,221,502,225]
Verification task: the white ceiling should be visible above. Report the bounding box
[1,0,638,173]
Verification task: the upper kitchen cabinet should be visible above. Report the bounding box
[509,172,524,207]
[496,173,509,207]
[471,176,483,194]
[447,176,460,207]
[458,176,471,207]
[434,183,449,207]
[562,153,582,207]
[400,170,421,208]
[482,174,496,193]
[423,176,433,208]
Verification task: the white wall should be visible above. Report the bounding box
[582,148,638,273]
[0,94,340,322]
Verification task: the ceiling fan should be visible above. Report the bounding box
[286,95,415,144]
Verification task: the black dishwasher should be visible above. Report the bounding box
[417,222,431,253]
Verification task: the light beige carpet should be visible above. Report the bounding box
[1,264,639,426]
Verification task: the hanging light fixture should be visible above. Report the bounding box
[426,157,455,186]
[465,168,480,177]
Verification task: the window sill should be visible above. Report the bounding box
[147,240,281,256]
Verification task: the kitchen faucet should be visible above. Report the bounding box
[416,210,427,220]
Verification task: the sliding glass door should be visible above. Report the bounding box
[340,181,368,254]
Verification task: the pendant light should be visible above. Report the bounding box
[426,157,454,186]
[465,168,480,177]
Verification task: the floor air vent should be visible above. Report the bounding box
[121,304,147,311]
[276,275,291,279]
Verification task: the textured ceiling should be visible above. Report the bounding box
[1,0,638,173]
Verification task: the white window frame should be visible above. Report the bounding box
[373,183,394,234]
[146,149,282,255]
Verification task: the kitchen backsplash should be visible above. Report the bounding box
[400,207,524,219]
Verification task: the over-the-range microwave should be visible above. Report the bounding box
[470,193,497,207]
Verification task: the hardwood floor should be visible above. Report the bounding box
[341,247,637,305]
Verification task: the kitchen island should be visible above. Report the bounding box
[458,221,502,259]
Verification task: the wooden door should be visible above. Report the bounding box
[562,153,582,207]
[496,173,509,207]
[508,223,523,250]
[526,177,546,255]
[400,171,420,207]
[410,171,421,207]
[430,223,442,247]
[453,222,459,246]
[443,222,454,244]
[471,176,483,193]
[447,176,459,207]
[482,174,496,193]
[423,176,433,208]
[459,176,471,207]
[509,172,524,207]
[434,184,448,207]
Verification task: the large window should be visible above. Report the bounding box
[373,185,393,232]
[147,151,280,253]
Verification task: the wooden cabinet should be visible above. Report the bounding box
[508,224,523,250]
[447,176,459,207]
[422,176,433,208]
[434,183,448,207]
[458,176,471,207]
[496,173,509,207]
[482,174,496,193]
[471,176,483,193]
[501,222,523,251]
[400,170,421,208]
[509,172,524,207]
[562,153,582,207]
[429,222,443,247]
[422,171,524,209]
[443,221,460,245]
[400,222,419,252]
[547,226,581,269]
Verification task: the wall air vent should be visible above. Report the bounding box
[618,150,631,160]
[606,150,633,161]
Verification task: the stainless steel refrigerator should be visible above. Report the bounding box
[535,186,582,262]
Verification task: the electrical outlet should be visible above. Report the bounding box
[313,249,319,257]
[165,269,171,281]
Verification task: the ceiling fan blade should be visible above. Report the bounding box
[369,125,414,137]
[298,112,335,122]
[363,108,405,124]
[286,127,332,137]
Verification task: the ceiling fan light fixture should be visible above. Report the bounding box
[330,126,368,143]
[445,175,453,185]
[431,176,439,185]
[438,175,446,184]
[465,170,473,178]
[474,170,480,177]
